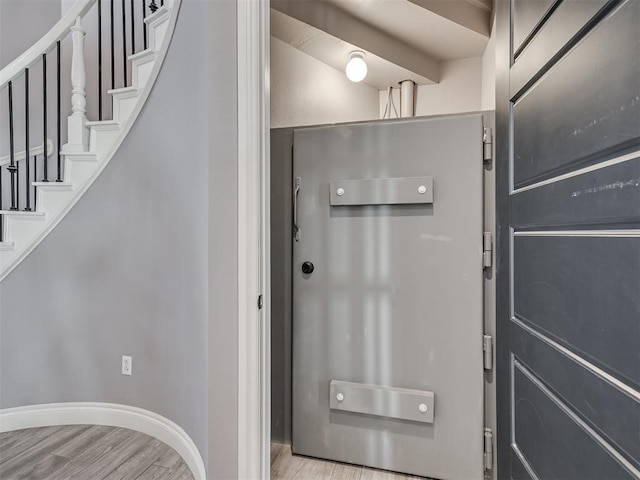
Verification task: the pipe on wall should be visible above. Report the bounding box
[400,80,415,117]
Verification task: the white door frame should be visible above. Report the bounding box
[237,0,270,478]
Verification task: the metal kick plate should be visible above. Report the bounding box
[329,380,435,424]
[330,176,434,206]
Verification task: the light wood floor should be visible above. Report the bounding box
[271,443,431,480]
[0,425,194,480]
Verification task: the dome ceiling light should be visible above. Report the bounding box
[345,50,367,82]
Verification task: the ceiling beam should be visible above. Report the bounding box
[271,0,440,83]
[407,0,492,37]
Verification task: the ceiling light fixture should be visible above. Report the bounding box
[346,51,367,82]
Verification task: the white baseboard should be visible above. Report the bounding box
[0,402,205,480]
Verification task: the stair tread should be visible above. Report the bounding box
[0,210,45,216]
[33,181,73,187]
[144,6,169,25]
[61,151,98,158]
[108,86,138,96]
[129,49,156,62]
[85,120,121,129]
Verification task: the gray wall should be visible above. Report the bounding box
[0,0,62,69]
[0,1,241,477]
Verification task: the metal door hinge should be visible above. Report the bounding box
[484,428,493,470]
[483,232,493,268]
[483,127,492,163]
[483,334,493,370]
[257,294,263,310]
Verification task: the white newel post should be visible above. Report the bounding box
[64,16,89,152]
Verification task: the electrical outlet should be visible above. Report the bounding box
[122,355,132,376]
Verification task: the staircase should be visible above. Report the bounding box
[0,0,181,281]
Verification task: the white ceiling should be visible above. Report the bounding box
[321,0,490,60]
[271,9,434,89]
[271,0,492,89]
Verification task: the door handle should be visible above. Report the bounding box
[293,176,301,242]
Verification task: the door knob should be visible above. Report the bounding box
[302,261,314,274]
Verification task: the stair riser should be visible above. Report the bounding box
[0,251,17,270]
[149,21,168,51]
[35,188,74,216]
[132,59,154,89]
[64,158,99,185]
[89,128,120,153]
[112,95,138,123]
[2,217,45,252]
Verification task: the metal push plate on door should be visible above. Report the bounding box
[330,380,435,424]
[330,176,434,206]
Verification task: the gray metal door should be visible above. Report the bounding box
[496,0,640,478]
[292,115,486,479]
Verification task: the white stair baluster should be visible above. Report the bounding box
[63,16,89,153]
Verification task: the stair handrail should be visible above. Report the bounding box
[0,0,96,87]
[0,140,54,167]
